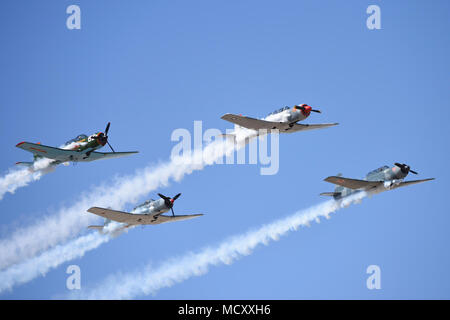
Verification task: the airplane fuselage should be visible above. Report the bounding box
[265,106,311,125]
[23,132,107,167]
[230,106,313,139]
[63,133,106,153]
[131,198,170,216]
[333,165,409,199]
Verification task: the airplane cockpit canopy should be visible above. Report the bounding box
[132,199,154,211]
[267,106,290,116]
[367,165,389,176]
[64,134,88,146]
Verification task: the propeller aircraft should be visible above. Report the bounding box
[321,163,434,200]
[87,193,203,232]
[221,104,338,136]
[15,122,138,167]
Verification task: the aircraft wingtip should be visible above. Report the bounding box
[16,141,26,147]
[221,113,234,119]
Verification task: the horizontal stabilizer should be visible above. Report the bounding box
[15,162,34,167]
[87,225,104,230]
[319,192,341,197]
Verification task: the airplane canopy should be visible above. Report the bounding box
[65,134,88,145]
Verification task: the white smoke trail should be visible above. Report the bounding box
[0,134,246,270]
[0,158,55,200]
[0,233,107,293]
[0,222,126,294]
[0,141,87,200]
[0,135,239,289]
[0,141,85,200]
[69,192,366,300]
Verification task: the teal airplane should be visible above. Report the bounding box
[321,163,434,200]
[15,122,138,167]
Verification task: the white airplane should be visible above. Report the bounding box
[87,193,203,232]
[221,104,338,137]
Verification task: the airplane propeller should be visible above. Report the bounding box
[294,104,321,113]
[97,122,116,152]
[105,122,111,135]
[158,193,182,216]
[394,163,418,175]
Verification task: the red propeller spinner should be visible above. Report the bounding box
[294,104,321,116]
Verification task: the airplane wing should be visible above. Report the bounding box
[17,142,138,162]
[87,207,136,223]
[221,114,283,130]
[393,178,435,189]
[87,207,203,226]
[78,151,138,162]
[152,214,204,224]
[16,142,82,162]
[288,122,339,133]
[221,114,338,133]
[324,176,383,190]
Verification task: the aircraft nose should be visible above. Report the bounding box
[300,105,312,116]
[97,133,107,146]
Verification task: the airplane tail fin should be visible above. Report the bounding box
[320,173,343,198]
[218,123,246,141]
[16,152,45,167]
[333,173,344,193]
[33,154,44,161]
[217,133,236,142]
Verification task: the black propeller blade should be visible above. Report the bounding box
[106,140,115,153]
[172,193,181,201]
[158,193,182,216]
[105,122,111,136]
[394,163,418,175]
[295,104,321,113]
[101,122,115,153]
[157,193,170,200]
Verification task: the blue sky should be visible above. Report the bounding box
[0,0,449,299]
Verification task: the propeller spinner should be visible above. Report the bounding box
[294,104,321,113]
[394,163,418,175]
[158,193,182,216]
[97,122,115,152]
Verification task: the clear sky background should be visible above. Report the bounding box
[0,0,449,299]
